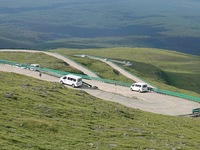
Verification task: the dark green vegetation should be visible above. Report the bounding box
[54,48,200,97]
[0,72,200,149]
[0,0,200,55]
[0,52,82,74]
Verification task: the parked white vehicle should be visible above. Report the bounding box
[130,83,148,93]
[59,74,82,88]
[30,64,40,71]
[30,64,40,67]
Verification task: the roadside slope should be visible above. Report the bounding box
[1,49,200,116]
[0,49,98,77]
[1,64,200,116]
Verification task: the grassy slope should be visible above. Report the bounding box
[66,56,134,83]
[53,48,200,97]
[0,72,200,150]
[0,51,134,83]
[0,51,82,74]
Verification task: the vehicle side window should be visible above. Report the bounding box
[63,77,67,79]
[67,77,76,82]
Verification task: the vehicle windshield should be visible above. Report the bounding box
[142,85,147,88]
[77,78,82,82]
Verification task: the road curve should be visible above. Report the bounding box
[84,55,154,88]
[0,49,98,78]
[43,52,99,78]
[1,49,200,116]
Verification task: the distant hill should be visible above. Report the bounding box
[0,0,200,55]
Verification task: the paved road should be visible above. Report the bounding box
[1,49,200,116]
[85,55,154,88]
[0,49,98,78]
[43,52,99,77]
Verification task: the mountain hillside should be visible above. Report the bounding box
[1,72,200,149]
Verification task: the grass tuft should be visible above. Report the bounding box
[0,72,200,149]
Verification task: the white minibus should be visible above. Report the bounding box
[130,83,148,93]
[59,74,82,88]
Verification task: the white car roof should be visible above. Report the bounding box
[30,64,40,67]
[65,74,82,79]
[133,83,147,85]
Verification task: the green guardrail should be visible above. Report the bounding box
[74,54,157,88]
[1,59,200,103]
[0,59,30,69]
[90,76,131,87]
[0,59,131,87]
[153,88,200,103]
[42,67,131,87]
[73,54,200,102]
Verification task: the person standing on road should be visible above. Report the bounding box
[39,72,42,77]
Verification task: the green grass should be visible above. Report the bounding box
[0,48,199,97]
[53,47,200,97]
[0,51,134,83]
[0,72,200,149]
[68,56,134,83]
[0,51,83,74]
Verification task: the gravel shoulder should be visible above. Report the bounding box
[1,49,200,116]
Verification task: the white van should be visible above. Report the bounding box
[59,74,82,88]
[130,83,148,93]
[30,64,40,67]
[30,64,40,71]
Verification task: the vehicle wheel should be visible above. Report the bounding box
[72,84,75,88]
[138,90,141,93]
[60,81,64,84]
[130,88,133,91]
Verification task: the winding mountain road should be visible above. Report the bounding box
[84,55,154,88]
[0,49,200,116]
